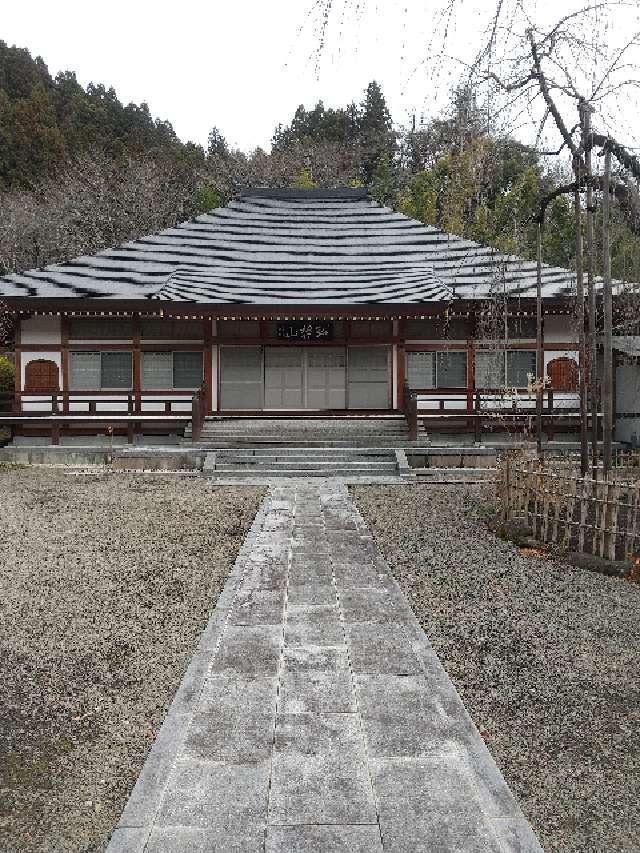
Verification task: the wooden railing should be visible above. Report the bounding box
[18,391,194,415]
[403,383,419,441]
[403,385,595,442]
[190,382,207,442]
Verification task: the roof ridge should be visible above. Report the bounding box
[237,187,369,201]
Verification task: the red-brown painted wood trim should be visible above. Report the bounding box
[132,314,142,414]
[61,315,69,412]
[3,296,580,317]
[396,344,406,410]
[14,320,21,409]
[466,342,474,413]
[203,319,213,415]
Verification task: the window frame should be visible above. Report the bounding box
[406,349,467,390]
[474,349,537,389]
[141,350,204,391]
[69,350,133,391]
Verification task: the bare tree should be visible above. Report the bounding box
[315,0,640,469]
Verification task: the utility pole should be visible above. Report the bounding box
[602,147,613,474]
[580,99,599,476]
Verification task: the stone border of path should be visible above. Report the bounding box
[107,479,543,853]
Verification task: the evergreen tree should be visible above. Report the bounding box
[207,127,229,158]
[357,80,396,182]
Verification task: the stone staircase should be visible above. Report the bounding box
[203,447,403,479]
[184,415,424,448]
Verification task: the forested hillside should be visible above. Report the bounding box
[1,41,639,285]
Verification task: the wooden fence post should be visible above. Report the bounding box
[192,389,202,443]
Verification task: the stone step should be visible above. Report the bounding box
[191,428,413,438]
[215,451,393,461]
[206,467,397,478]
[186,438,420,449]
[215,461,397,472]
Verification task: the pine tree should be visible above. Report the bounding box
[357,81,396,183]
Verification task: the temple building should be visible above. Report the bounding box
[0,187,594,430]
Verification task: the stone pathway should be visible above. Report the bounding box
[107,481,542,853]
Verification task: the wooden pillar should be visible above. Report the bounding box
[466,339,474,415]
[61,315,69,414]
[204,318,213,415]
[133,313,141,415]
[14,318,21,413]
[396,320,406,411]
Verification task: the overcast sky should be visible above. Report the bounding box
[3,0,639,153]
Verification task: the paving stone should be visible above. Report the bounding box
[211,625,282,676]
[288,562,334,585]
[355,675,456,757]
[229,590,285,625]
[156,760,270,829]
[266,825,383,852]
[379,815,503,853]
[370,750,481,824]
[291,543,330,557]
[333,561,395,590]
[145,826,265,853]
[340,587,411,624]
[282,645,348,671]
[287,583,336,605]
[181,675,278,764]
[241,558,288,592]
[285,604,344,645]
[346,623,421,675]
[281,646,354,713]
[270,713,377,825]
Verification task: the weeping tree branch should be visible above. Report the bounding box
[533,172,640,229]
[586,132,640,180]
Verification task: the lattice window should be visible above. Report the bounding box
[70,352,132,390]
[142,352,203,389]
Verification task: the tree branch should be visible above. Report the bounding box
[528,28,581,160]
[587,132,640,181]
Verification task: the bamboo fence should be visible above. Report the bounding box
[498,453,640,562]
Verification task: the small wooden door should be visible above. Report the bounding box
[547,357,578,392]
[24,359,59,393]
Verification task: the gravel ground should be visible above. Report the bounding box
[353,484,640,853]
[0,467,263,853]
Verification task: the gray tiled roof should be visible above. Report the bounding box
[0,189,578,303]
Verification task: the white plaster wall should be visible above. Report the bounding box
[21,351,62,390]
[418,395,468,411]
[140,397,192,413]
[20,315,61,345]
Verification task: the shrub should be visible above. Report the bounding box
[0,356,15,393]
